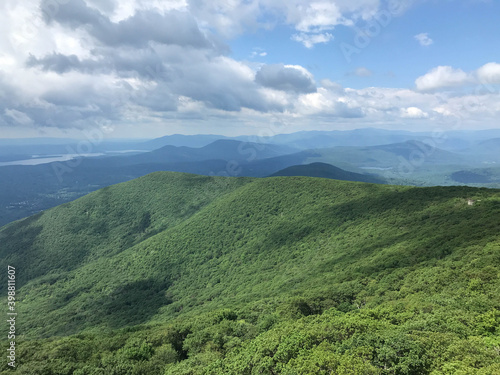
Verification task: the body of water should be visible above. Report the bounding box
[0,153,105,167]
[0,150,149,167]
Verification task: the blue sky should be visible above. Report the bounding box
[230,0,500,89]
[0,0,499,138]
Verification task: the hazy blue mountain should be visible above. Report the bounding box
[239,150,319,177]
[121,139,298,165]
[367,141,468,164]
[2,128,500,158]
[462,138,500,162]
[241,128,429,150]
[0,132,498,227]
[141,134,228,149]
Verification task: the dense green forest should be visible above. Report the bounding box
[1,172,500,374]
[270,162,385,183]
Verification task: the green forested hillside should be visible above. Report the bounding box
[0,172,250,286]
[1,172,500,374]
[270,162,385,183]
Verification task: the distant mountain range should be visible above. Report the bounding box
[117,139,298,165]
[1,129,500,227]
[3,127,500,155]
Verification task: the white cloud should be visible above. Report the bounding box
[415,66,471,91]
[387,0,417,16]
[191,0,388,39]
[4,109,34,126]
[319,79,343,92]
[0,1,499,137]
[400,107,428,119]
[416,63,500,91]
[291,32,333,48]
[256,64,316,93]
[250,49,267,58]
[297,88,364,118]
[476,62,500,84]
[414,32,433,46]
[0,54,16,68]
[293,1,345,32]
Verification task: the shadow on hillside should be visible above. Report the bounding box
[27,279,173,338]
[52,279,172,337]
[0,213,43,289]
[314,185,500,278]
[250,183,499,282]
[93,278,172,329]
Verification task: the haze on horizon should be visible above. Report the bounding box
[0,0,499,139]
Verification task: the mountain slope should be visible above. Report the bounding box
[270,162,385,183]
[248,128,427,150]
[0,137,493,228]
[463,138,500,163]
[1,172,500,374]
[301,141,469,170]
[141,134,227,149]
[117,139,298,165]
[0,141,297,227]
[0,173,250,286]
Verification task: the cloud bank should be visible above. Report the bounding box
[0,0,499,137]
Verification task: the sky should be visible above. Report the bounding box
[0,0,499,139]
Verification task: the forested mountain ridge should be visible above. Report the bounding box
[1,172,500,374]
[270,162,385,183]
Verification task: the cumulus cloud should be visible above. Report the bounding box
[185,0,382,40]
[415,63,500,91]
[250,49,267,58]
[41,0,213,49]
[414,33,433,46]
[4,109,34,126]
[292,2,346,32]
[415,66,471,91]
[26,49,286,119]
[297,87,365,119]
[16,1,294,125]
[26,53,98,74]
[291,32,334,48]
[0,1,499,136]
[255,64,316,93]
[285,0,384,47]
[400,107,428,119]
[476,62,500,84]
